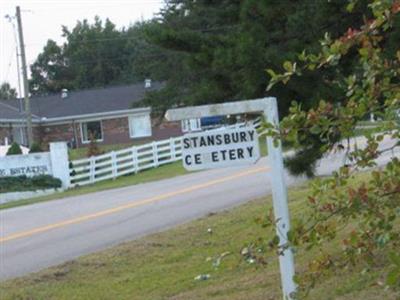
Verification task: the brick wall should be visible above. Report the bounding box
[29,119,128,148]
[101,118,131,145]
[152,121,182,140]
[34,118,132,148]
[100,118,182,144]
[34,123,76,149]
[1,117,183,149]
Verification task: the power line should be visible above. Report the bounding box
[30,1,165,8]
[22,25,239,47]
[43,51,177,67]
[16,1,165,15]
[4,14,23,98]
[26,25,238,66]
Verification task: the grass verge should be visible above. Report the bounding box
[0,161,186,210]
[1,173,397,300]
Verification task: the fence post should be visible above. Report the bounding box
[49,142,70,188]
[170,137,176,161]
[176,137,182,159]
[152,141,159,167]
[111,151,117,179]
[89,157,95,183]
[132,147,138,173]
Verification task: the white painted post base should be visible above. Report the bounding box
[264,98,296,300]
[49,142,70,188]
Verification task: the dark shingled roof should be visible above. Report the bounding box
[0,101,39,121]
[0,82,161,121]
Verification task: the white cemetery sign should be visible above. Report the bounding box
[0,142,71,188]
[182,126,260,171]
[166,97,296,300]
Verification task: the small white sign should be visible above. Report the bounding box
[0,153,51,177]
[182,126,260,171]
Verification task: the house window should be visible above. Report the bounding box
[181,118,201,133]
[129,114,151,138]
[81,121,103,143]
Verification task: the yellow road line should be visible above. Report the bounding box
[0,166,269,243]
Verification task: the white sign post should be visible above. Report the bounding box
[166,97,296,300]
[264,99,296,300]
[182,126,260,171]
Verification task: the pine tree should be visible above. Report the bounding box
[6,142,22,155]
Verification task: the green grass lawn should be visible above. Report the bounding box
[1,173,397,300]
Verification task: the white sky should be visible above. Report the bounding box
[0,0,164,96]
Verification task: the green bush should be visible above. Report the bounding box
[29,143,42,153]
[87,133,102,157]
[0,175,62,193]
[30,175,62,189]
[6,142,22,155]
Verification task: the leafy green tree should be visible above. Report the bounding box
[120,21,182,83]
[61,17,127,89]
[264,0,400,295]
[144,0,242,113]
[29,17,173,96]
[30,40,74,95]
[144,0,370,115]
[29,1,371,115]
[0,82,17,100]
[30,18,127,94]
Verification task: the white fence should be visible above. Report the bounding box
[69,137,182,187]
[69,118,262,187]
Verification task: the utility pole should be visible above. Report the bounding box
[5,14,23,111]
[15,46,23,112]
[15,6,33,147]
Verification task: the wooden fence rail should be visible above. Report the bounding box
[69,118,261,187]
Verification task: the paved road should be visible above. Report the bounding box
[0,137,398,280]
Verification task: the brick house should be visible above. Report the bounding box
[0,82,183,148]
